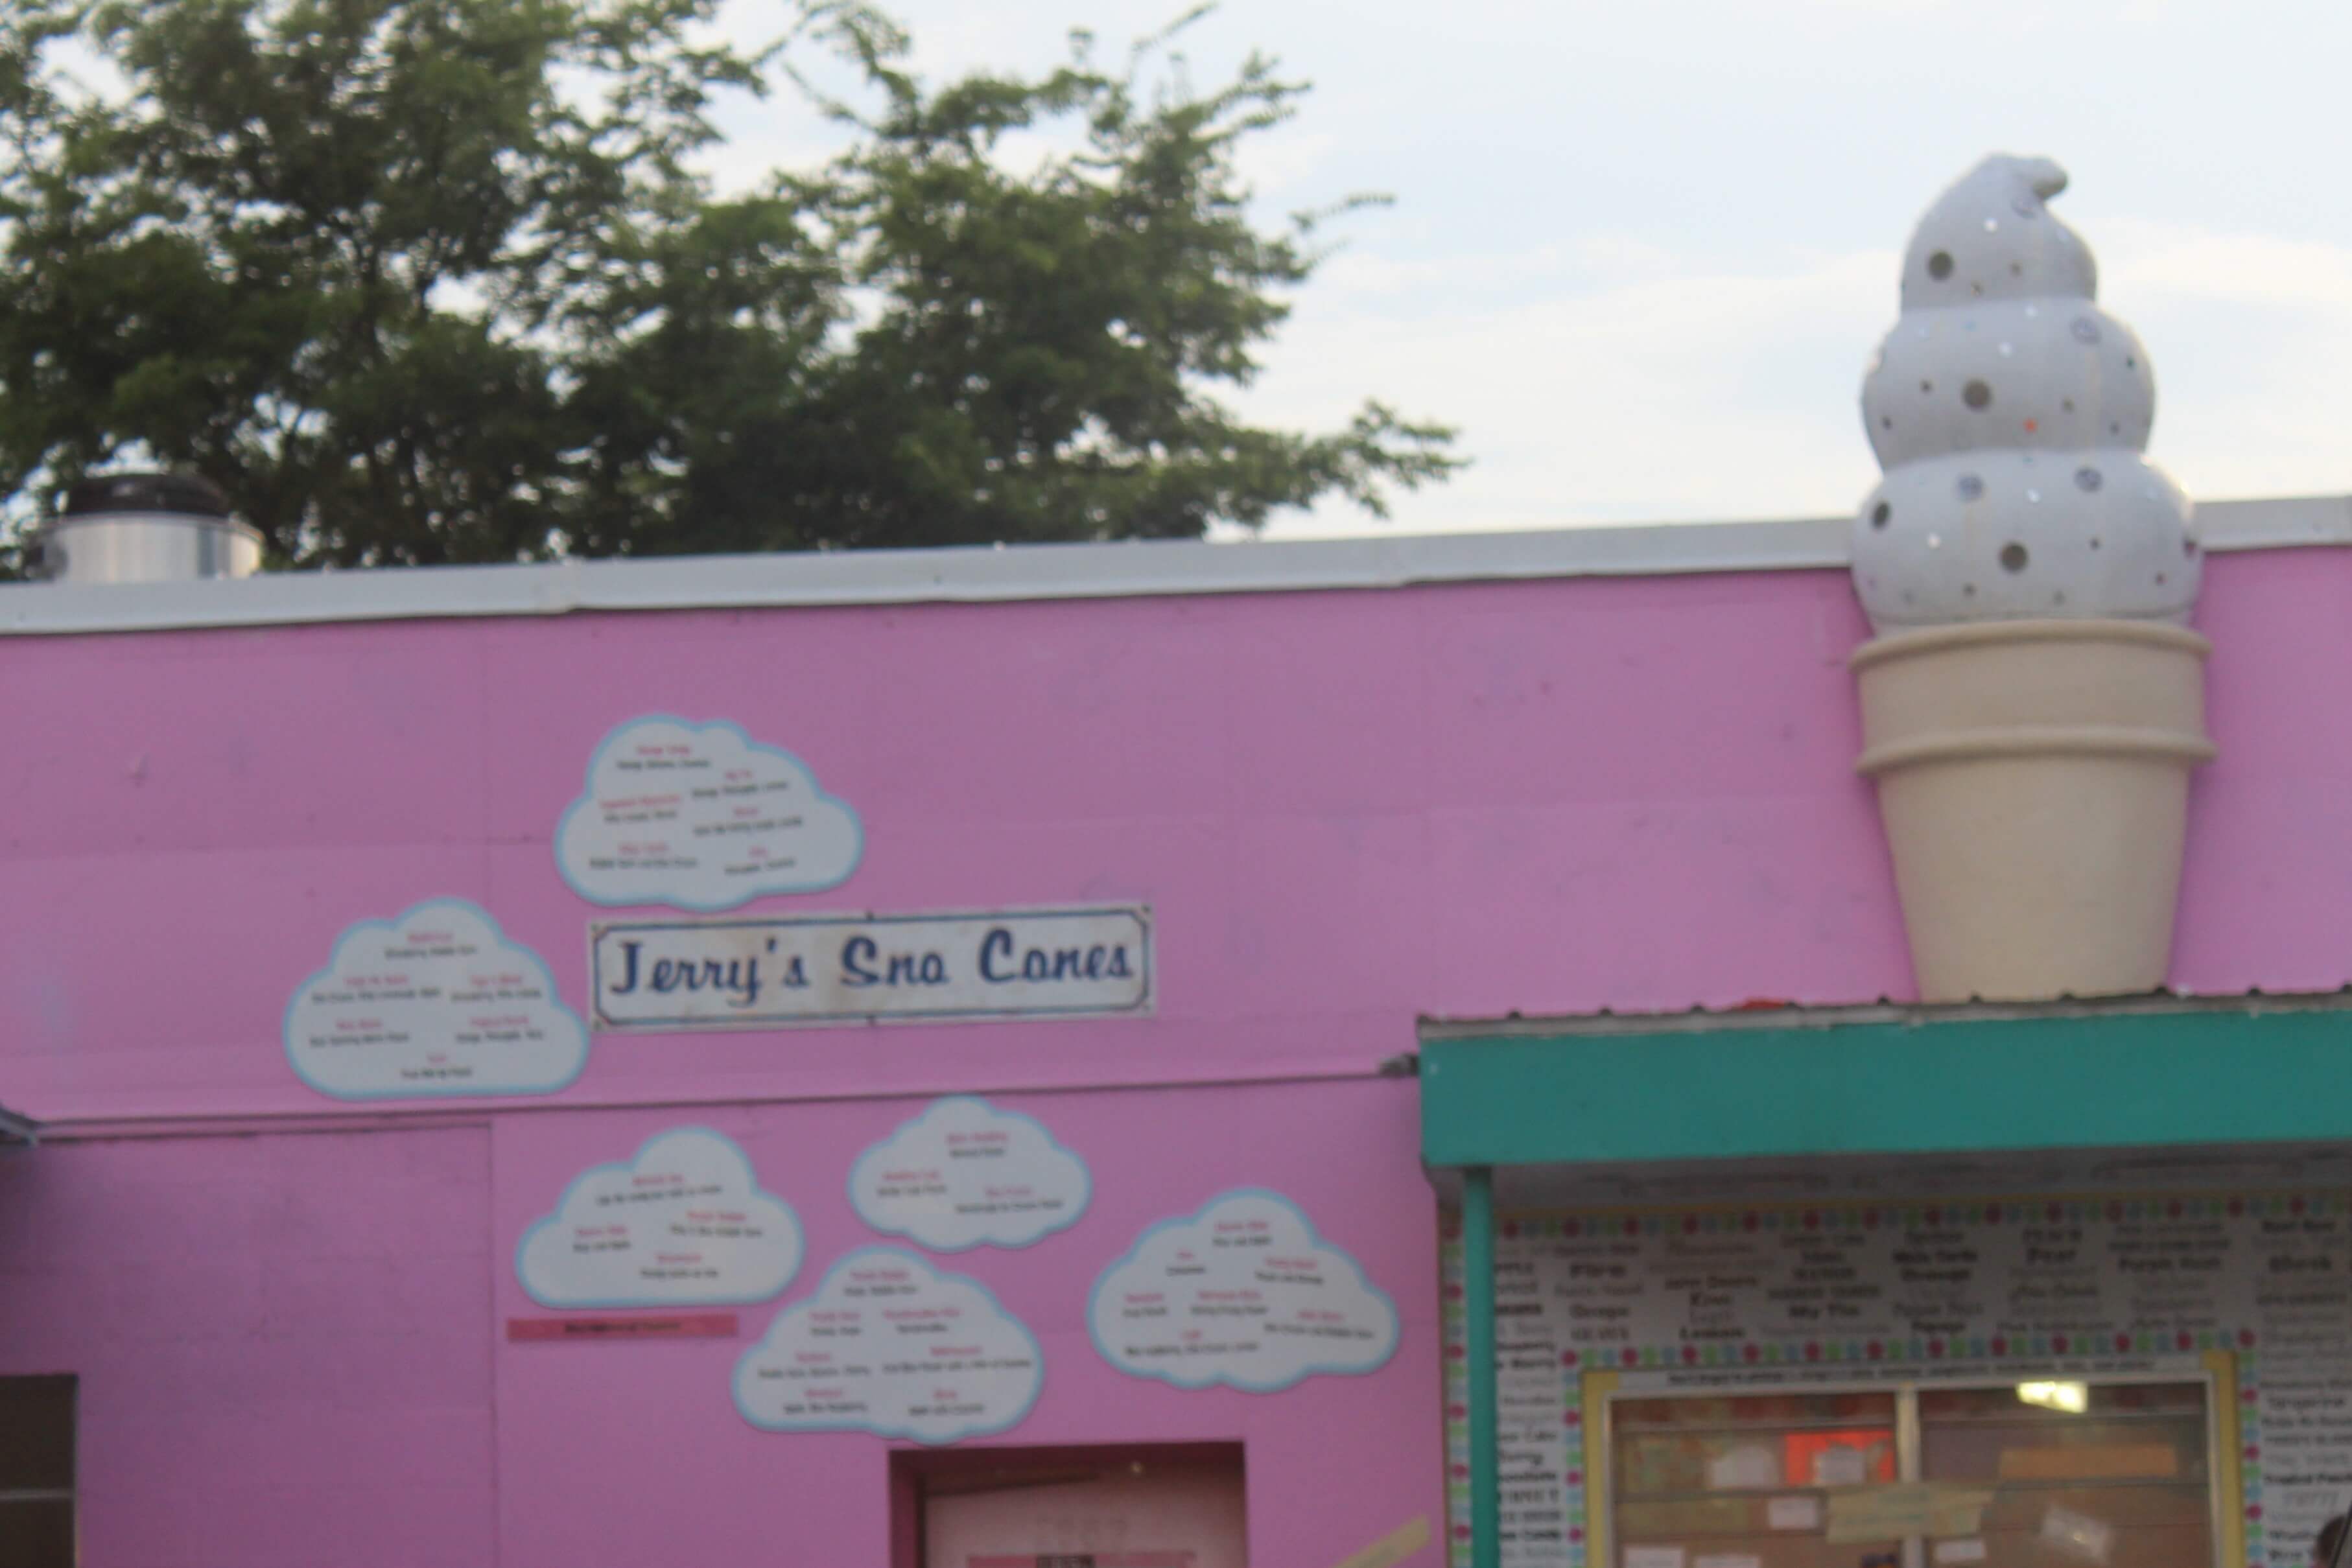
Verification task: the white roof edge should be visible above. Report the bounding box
[1,493,2345,637]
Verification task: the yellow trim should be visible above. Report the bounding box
[2207,1350,2244,1568]
[1326,1514,1431,1568]
[1583,1370,1619,1568]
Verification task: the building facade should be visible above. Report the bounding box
[5,497,2352,1568]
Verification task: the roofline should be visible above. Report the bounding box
[1,492,2344,638]
[1416,986,2352,1042]
[0,1103,37,1145]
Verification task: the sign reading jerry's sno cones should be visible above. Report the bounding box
[589,905,1152,1029]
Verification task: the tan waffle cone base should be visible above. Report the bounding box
[1852,619,2215,1003]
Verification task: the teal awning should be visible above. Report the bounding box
[1418,997,2352,1568]
[0,1102,36,1145]
[1422,997,2352,1170]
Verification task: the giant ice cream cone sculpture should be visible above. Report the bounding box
[1850,156,2214,1003]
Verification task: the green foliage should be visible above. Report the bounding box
[0,0,1459,568]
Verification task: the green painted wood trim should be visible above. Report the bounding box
[1420,1005,2352,1169]
[1462,1167,1499,1568]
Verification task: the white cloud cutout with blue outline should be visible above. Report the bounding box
[515,1127,803,1308]
[556,715,862,911]
[849,1097,1091,1252]
[1089,1189,1399,1392]
[734,1246,1044,1444]
[284,898,588,1100]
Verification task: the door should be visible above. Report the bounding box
[922,1453,1247,1568]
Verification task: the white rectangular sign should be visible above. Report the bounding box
[589,905,1151,1030]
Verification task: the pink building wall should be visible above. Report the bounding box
[4,546,2348,1565]
[3,1128,495,1567]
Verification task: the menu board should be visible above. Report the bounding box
[2245,1199,2352,1565]
[1441,1186,2352,1568]
[285,898,589,1099]
[734,1247,1042,1444]
[558,716,863,911]
[515,1127,803,1307]
[1090,1190,1399,1392]
[850,1097,1092,1251]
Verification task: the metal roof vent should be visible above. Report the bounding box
[32,472,263,585]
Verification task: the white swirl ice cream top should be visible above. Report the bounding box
[1852,154,2200,633]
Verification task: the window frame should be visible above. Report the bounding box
[0,1372,78,1567]
[1592,1359,2232,1568]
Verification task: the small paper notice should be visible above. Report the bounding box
[1697,1554,1761,1568]
[1935,1541,1989,1564]
[1627,1547,1687,1568]
[1826,1484,1994,1544]
[2041,1506,2115,1563]
[1813,1447,1870,1487]
[1767,1497,1823,1532]
[1708,1444,1781,1491]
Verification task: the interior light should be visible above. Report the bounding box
[2016,1380,2089,1414]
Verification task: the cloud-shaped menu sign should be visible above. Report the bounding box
[1089,1189,1399,1392]
[515,1128,803,1308]
[285,900,589,1100]
[734,1247,1043,1444]
[849,1097,1091,1252]
[557,716,862,911]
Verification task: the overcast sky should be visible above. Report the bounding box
[707,0,2352,539]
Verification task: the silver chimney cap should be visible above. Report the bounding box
[34,471,264,585]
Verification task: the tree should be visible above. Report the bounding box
[0,0,1459,569]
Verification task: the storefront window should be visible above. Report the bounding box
[1608,1377,2216,1568]
[1614,1392,1902,1568]
[0,1375,75,1568]
[1919,1383,2213,1568]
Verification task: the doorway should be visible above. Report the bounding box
[896,1442,1247,1568]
